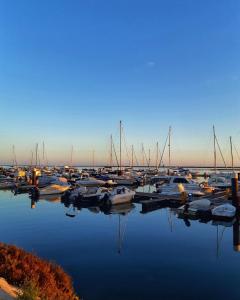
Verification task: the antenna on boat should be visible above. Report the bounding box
[230,136,234,171]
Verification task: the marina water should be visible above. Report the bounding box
[0,189,240,300]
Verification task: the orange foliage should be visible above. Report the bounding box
[0,243,78,300]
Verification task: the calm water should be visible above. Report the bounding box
[1,189,240,300]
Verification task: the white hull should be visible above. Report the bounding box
[109,187,135,205]
[39,184,70,196]
[212,204,236,218]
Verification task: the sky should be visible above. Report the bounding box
[0,0,240,166]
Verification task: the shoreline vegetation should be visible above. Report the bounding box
[0,243,79,300]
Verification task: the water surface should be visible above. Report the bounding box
[0,189,240,300]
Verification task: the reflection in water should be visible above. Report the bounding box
[2,190,240,300]
[27,192,240,257]
[233,217,240,252]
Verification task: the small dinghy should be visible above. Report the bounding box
[212,204,236,218]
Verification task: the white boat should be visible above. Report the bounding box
[208,175,232,189]
[75,177,106,187]
[35,183,70,196]
[106,186,135,205]
[189,199,211,211]
[37,175,60,187]
[156,176,205,197]
[68,186,108,202]
[212,204,236,218]
[108,174,139,186]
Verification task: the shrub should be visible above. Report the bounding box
[0,243,79,300]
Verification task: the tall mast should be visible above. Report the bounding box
[131,145,134,168]
[148,149,151,168]
[119,120,122,171]
[70,145,73,167]
[230,136,234,171]
[35,143,38,167]
[213,125,217,172]
[156,142,159,169]
[142,143,145,167]
[30,150,33,167]
[12,145,17,167]
[42,142,45,166]
[110,135,113,167]
[168,126,171,168]
[92,149,95,169]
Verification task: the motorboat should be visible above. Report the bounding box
[212,204,236,218]
[104,186,135,205]
[75,177,106,187]
[30,181,70,197]
[109,175,139,186]
[67,186,108,202]
[156,176,205,197]
[208,175,232,189]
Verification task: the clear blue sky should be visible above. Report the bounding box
[0,0,240,166]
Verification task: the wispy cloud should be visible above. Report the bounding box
[146,61,156,68]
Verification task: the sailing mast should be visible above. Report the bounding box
[131,145,134,168]
[148,149,151,169]
[119,120,122,172]
[12,145,17,167]
[92,149,95,169]
[35,143,38,167]
[230,136,234,171]
[70,145,73,167]
[141,143,145,167]
[168,126,171,168]
[156,142,159,170]
[110,134,113,167]
[42,142,45,166]
[30,150,33,167]
[213,125,217,172]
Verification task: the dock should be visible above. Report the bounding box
[135,190,230,214]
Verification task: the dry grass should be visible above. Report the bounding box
[0,243,79,300]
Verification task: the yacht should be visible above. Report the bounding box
[156,176,207,197]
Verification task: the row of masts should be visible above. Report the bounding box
[213,125,236,172]
[109,121,172,171]
[10,123,239,169]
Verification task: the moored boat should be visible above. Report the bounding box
[212,204,236,218]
